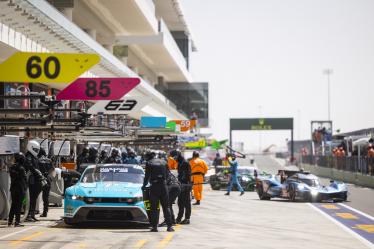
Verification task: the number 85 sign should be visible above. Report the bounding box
[56,78,140,100]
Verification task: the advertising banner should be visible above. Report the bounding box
[140,117,166,128]
[170,120,197,132]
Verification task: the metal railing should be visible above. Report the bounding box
[88,116,140,131]
[301,155,374,176]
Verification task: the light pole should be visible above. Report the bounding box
[258,105,262,153]
[297,109,301,140]
[323,69,333,121]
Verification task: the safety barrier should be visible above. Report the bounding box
[301,155,374,175]
[301,156,374,188]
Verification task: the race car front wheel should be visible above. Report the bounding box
[211,184,221,190]
[64,218,75,226]
[257,185,270,200]
[289,185,296,202]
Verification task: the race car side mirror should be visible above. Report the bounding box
[71,177,80,185]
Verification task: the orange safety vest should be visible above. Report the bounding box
[190,158,208,175]
[167,157,178,170]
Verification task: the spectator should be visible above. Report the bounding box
[213,153,223,173]
[190,112,198,133]
[367,144,374,175]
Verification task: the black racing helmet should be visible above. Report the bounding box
[38,147,47,157]
[144,150,156,161]
[82,146,89,154]
[192,151,199,158]
[14,152,26,164]
[89,147,98,156]
[169,149,181,159]
[128,149,136,158]
[111,148,120,157]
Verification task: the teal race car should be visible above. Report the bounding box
[63,164,148,225]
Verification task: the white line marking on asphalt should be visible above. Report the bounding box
[307,203,374,249]
[339,204,374,221]
[0,226,36,240]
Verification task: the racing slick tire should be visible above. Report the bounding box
[210,183,221,190]
[64,218,75,226]
[289,185,297,202]
[256,184,270,200]
[342,192,348,202]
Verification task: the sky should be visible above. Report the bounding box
[181,0,374,151]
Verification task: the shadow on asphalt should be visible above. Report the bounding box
[50,220,149,230]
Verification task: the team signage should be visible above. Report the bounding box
[184,139,206,149]
[0,52,100,83]
[170,120,197,132]
[140,117,166,128]
[87,96,151,115]
[230,118,293,131]
[56,77,140,100]
[250,118,272,130]
[229,117,294,161]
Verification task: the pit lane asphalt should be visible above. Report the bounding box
[0,155,372,249]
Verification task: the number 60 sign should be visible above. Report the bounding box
[0,52,99,83]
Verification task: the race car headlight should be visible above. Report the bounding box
[242,176,250,182]
[71,195,84,201]
[297,184,306,190]
[311,189,318,196]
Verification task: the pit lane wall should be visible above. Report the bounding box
[300,163,374,189]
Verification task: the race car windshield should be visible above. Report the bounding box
[300,178,320,187]
[81,166,144,184]
[238,168,254,175]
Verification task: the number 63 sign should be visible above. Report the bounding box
[87,96,152,115]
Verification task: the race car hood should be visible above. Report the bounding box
[303,182,348,193]
[74,182,143,198]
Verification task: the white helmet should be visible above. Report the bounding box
[27,140,40,157]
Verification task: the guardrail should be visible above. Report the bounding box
[301,155,374,176]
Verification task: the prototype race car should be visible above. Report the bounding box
[63,164,148,225]
[210,166,258,191]
[256,170,348,202]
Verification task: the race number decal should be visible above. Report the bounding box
[56,78,140,100]
[0,52,99,83]
[104,100,137,111]
[87,96,152,115]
